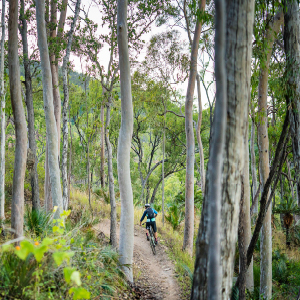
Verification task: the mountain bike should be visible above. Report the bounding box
[142,222,156,255]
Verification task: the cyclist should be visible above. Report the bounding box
[140,203,158,245]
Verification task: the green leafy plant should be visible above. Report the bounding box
[24,208,52,237]
[165,203,184,230]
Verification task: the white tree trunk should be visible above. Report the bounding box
[61,0,81,210]
[183,0,206,255]
[196,73,205,193]
[105,102,117,248]
[257,11,283,299]
[8,0,28,238]
[0,0,5,221]
[100,104,105,188]
[45,0,68,210]
[117,0,134,282]
[36,0,63,218]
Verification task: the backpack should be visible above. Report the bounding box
[146,208,155,220]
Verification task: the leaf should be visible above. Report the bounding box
[42,237,54,246]
[15,240,34,260]
[2,244,12,252]
[33,245,48,262]
[53,251,74,266]
[71,271,82,286]
[64,267,76,284]
[69,287,90,300]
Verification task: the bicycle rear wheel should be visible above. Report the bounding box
[149,227,156,255]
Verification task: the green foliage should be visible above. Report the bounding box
[0,209,125,299]
[24,208,52,237]
[271,249,300,297]
[165,203,184,230]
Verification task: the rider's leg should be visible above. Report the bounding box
[145,226,150,240]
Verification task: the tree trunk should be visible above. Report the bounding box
[191,1,255,298]
[61,0,81,210]
[162,102,166,226]
[45,0,68,209]
[105,102,117,248]
[257,10,283,299]
[0,0,5,221]
[183,0,206,255]
[8,0,28,237]
[238,177,246,300]
[284,0,300,219]
[36,0,63,218]
[117,0,134,282]
[100,104,105,188]
[250,117,258,215]
[242,127,254,292]
[207,0,227,298]
[20,0,40,211]
[196,73,205,193]
[68,107,72,204]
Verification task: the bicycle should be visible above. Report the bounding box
[142,222,156,255]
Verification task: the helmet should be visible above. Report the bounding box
[144,203,150,207]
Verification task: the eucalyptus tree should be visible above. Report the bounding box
[284,0,300,215]
[75,0,173,247]
[117,0,134,282]
[0,0,5,221]
[61,0,81,210]
[36,0,63,218]
[255,9,283,298]
[182,0,206,255]
[191,0,255,298]
[8,0,28,238]
[19,0,40,211]
[131,71,181,204]
[44,0,68,211]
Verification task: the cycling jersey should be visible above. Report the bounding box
[140,208,158,223]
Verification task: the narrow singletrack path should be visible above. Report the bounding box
[95,219,182,300]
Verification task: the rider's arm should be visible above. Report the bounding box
[153,209,158,217]
[140,211,146,225]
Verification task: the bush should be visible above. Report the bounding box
[0,209,126,299]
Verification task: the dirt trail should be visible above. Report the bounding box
[95,219,182,300]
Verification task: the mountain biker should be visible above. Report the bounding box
[140,203,158,245]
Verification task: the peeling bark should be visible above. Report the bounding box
[191,1,255,298]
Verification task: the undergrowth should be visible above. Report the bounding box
[0,197,129,300]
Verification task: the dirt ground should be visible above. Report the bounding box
[95,219,182,300]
